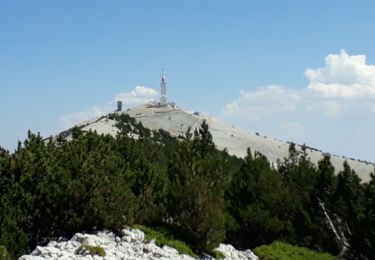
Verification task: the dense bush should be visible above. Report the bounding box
[254,241,336,260]
[134,225,197,258]
[0,114,374,259]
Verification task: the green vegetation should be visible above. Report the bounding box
[75,244,106,256]
[210,249,225,259]
[134,225,198,258]
[254,241,336,260]
[0,245,11,260]
[0,113,374,259]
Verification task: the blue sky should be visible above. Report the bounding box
[1,1,375,162]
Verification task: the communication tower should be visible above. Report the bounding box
[160,69,167,106]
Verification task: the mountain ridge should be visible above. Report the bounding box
[63,105,374,182]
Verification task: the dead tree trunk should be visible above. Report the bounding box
[318,198,350,258]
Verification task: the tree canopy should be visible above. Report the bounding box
[0,114,374,259]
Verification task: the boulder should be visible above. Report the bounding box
[214,244,258,260]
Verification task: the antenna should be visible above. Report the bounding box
[160,68,167,106]
[161,68,165,83]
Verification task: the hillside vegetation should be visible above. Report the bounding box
[0,113,374,259]
[254,242,336,260]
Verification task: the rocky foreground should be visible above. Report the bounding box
[19,227,258,260]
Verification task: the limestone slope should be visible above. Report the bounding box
[75,105,374,182]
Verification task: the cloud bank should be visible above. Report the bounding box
[306,50,375,98]
[222,50,375,162]
[60,86,158,128]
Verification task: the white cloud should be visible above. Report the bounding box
[305,50,375,97]
[223,85,302,120]
[222,50,375,161]
[115,86,159,106]
[60,86,158,128]
[322,100,341,118]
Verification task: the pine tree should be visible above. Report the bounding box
[315,154,335,205]
[227,148,294,248]
[167,121,227,252]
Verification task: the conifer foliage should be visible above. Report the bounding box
[0,115,374,259]
[167,120,229,252]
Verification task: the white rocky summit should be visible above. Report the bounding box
[19,227,258,260]
[73,105,374,182]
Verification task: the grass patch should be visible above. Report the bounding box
[254,241,335,260]
[134,224,198,258]
[211,249,225,259]
[75,244,106,256]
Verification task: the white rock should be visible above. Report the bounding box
[132,229,145,242]
[214,243,258,260]
[19,227,258,260]
[58,257,72,260]
[122,235,132,242]
[19,256,45,260]
[44,246,61,255]
[84,234,100,246]
[143,242,164,257]
[162,245,180,256]
[243,249,258,260]
[31,246,48,256]
[72,233,85,243]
